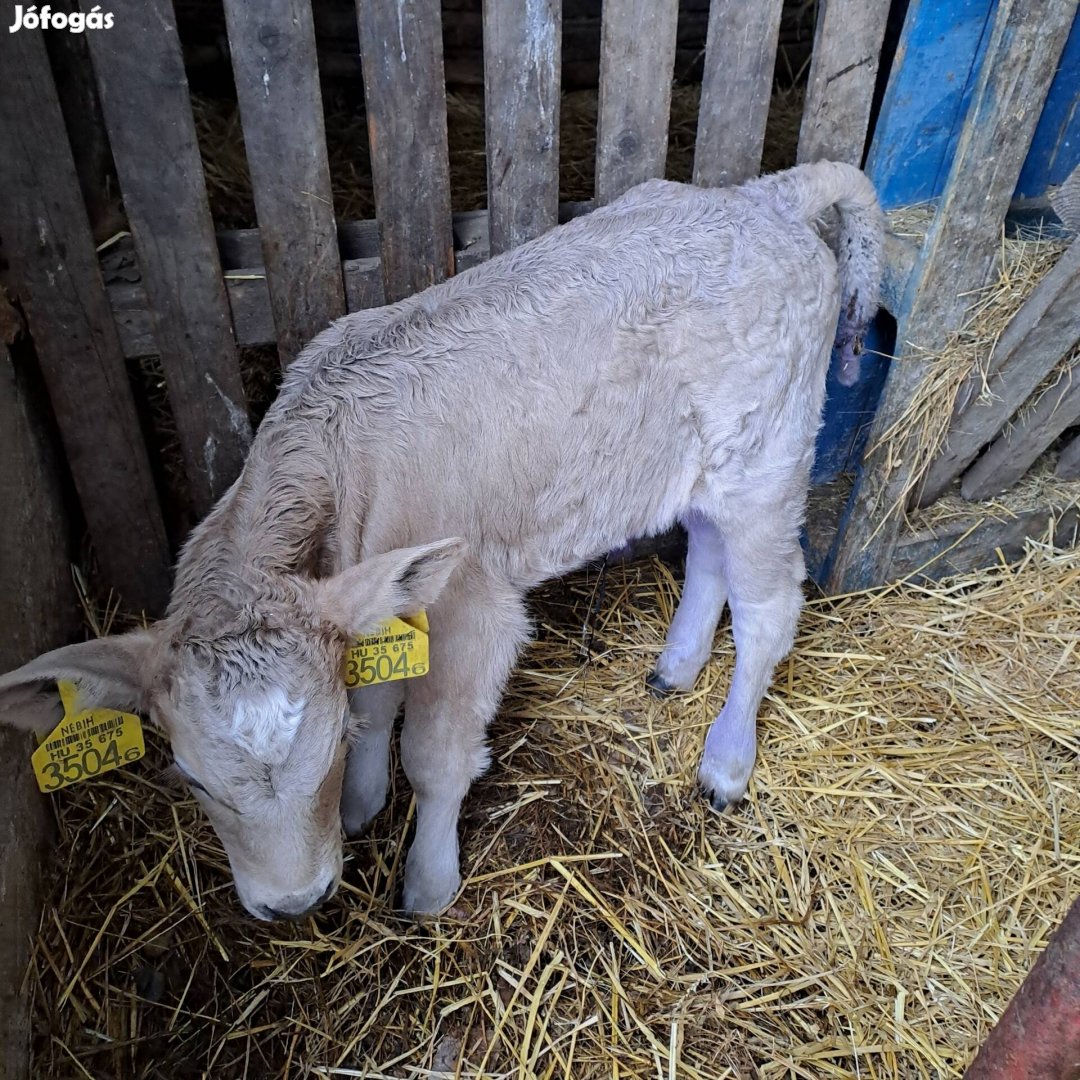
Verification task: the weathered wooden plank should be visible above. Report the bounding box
[86,0,251,514]
[222,0,346,364]
[890,504,1080,581]
[917,239,1080,505]
[0,293,79,1080]
[961,364,1080,499]
[43,8,123,246]
[0,27,171,613]
[864,0,997,209]
[595,0,679,204]
[797,0,891,166]
[356,0,455,302]
[110,259,383,359]
[692,0,783,187]
[483,0,561,254]
[1056,431,1080,480]
[213,205,592,272]
[827,0,1076,592]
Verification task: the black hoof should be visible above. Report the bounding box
[646,671,675,698]
[698,784,740,814]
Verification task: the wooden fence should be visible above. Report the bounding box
[0,0,1078,617]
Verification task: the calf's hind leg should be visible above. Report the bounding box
[697,514,804,810]
[399,575,529,914]
[649,512,729,694]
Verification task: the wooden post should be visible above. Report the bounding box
[0,293,81,1080]
[0,26,171,614]
[356,0,455,302]
[223,0,347,364]
[594,0,679,205]
[797,0,891,166]
[693,0,784,188]
[483,0,562,255]
[86,0,251,514]
[827,0,1077,593]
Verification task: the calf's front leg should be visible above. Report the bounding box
[341,680,405,836]
[399,575,529,914]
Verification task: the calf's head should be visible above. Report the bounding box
[0,539,464,921]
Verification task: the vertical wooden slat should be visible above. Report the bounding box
[223,0,346,364]
[86,0,251,514]
[595,0,679,205]
[0,27,171,614]
[44,10,123,245]
[0,292,79,1080]
[356,0,455,302]
[797,0,891,166]
[827,0,1077,592]
[483,0,562,255]
[693,0,784,188]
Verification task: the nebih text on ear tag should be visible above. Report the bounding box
[344,612,430,689]
[31,680,146,793]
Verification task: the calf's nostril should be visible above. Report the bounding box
[265,905,298,922]
[252,878,339,921]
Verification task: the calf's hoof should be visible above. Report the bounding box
[340,790,387,839]
[646,670,675,698]
[402,867,461,917]
[342,808,375,839]
[698,783,744,813]
[697,754,751,813]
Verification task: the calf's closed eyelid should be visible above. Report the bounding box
[172,762,239,812]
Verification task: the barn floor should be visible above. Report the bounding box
[28,545,1079,1079]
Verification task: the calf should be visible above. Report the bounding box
[0,162,884,919]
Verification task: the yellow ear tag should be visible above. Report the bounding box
[343,611,430,690]
[31,680,146,793]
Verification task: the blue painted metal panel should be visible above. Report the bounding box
[1015,12,1080,197]
[865,0,998,210]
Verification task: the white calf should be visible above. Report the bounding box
[0,162,884,918]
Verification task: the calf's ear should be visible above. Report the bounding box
[0,629,159,735]
[315,538,467,637]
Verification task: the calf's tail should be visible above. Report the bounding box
[750,161,886,386]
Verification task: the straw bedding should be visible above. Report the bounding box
[28,543,1079,1079]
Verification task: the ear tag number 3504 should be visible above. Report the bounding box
[344,612,430,690]
[31,680,146,793]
